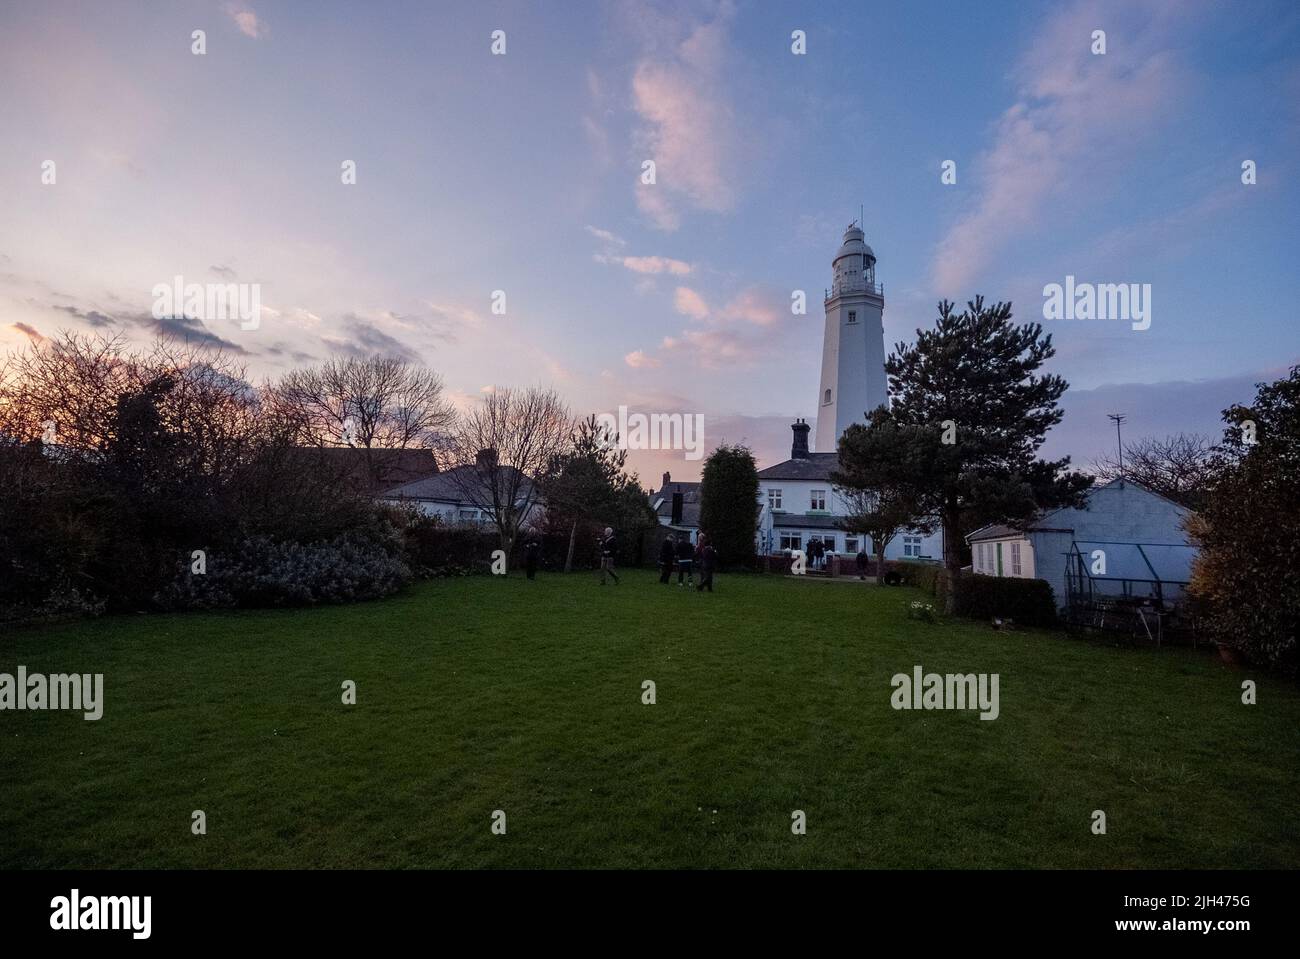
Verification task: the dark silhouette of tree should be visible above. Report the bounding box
[1189,366,1300,673]
[882,297,1092,609]
[698,444,760,569]
[1092,432,1218,510]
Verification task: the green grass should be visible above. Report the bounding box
[2,569,1297,869]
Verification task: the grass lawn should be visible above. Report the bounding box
[2,569,1298,869]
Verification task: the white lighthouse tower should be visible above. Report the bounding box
[814,222,888,453]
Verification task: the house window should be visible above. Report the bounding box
[779,531,802,551]
[976,543,986,572]
[845,536,860,554]
[1011,541,1022,577]
[903,535,923,558]
[810,489,826,511]
[848,311,857,323]
[458,509,480,523]
[768,488,783,511]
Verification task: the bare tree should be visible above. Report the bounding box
[271,356,454,490]
[0,331,141,453]
[836,486,917,583]
[444,386,573,553]
[1092,432,1219,510]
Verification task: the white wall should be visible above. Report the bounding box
[972,537,1035,578]
[756,477,943,559]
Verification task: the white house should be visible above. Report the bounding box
[649,472,701,543]
[753,223,943,562]
[966,478,1198,611]
[380,448,543,529]
[756,420,943,560]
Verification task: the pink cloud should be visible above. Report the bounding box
[932,0,1189,295]
[630,6,739,231]
[673,286,710,320]
[224,4,265,39]
[624,349,661,369]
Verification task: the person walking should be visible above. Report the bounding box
[524,536,540,580]
[599,527,620,585]
[696,539,716,593]
[676,534,695,587]
[658,535,675,584]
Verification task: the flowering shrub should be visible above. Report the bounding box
[156,526,411,610]
[908,601,939,623]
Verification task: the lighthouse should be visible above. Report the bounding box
[813,223,888,453]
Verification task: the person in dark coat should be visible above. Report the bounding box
[855,547,869,581]
[599,527,620,585]
[524,537,541,580]
[696,540,717,592]
[658,536,675,584]
[676,535,695,586]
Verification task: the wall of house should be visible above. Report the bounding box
[381,498,542,529]
[755,477,943,559]
[972,537,1035,578]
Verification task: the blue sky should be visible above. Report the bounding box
[1,0,1297,481]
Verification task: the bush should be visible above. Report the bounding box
[156,526,411,610]
[952,573,1057,628]
[895,561,1056,628]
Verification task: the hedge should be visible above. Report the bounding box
[895,561,1057,628]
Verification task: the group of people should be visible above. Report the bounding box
[658,533,716,592]
[805,536,834,570]
[521,528,717,592]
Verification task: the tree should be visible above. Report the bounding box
[271,356,454,490]
[1092,432,1218,510]
[832,408,928,582]
[443,386,572,554]
[1188,366,1300,673]
[884,297,1092,609]
[540,414,653,571]
[698,444,760,569]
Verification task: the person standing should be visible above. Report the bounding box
[524,537,540,580]
[676,534,695,587]
[599,527,620,585]
[855,547,868,581]
[658,535,675,584]
[696,539,717,593]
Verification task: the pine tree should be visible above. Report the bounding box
[876,297,1092,607]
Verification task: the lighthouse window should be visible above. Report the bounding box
[848,311,857,323]
[823,389,832,405]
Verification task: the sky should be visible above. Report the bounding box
[1,0,1298,484]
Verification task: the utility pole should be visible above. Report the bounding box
[1107,413,1127,478]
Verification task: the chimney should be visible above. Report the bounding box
[662,471,671,492]
[475,447,499,470]
[671,490,684,525]
[791,418,811,459]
